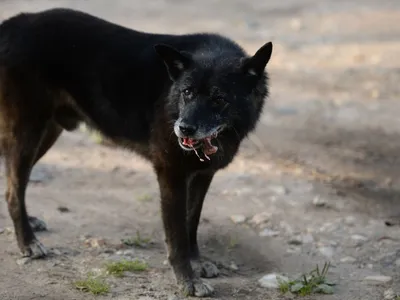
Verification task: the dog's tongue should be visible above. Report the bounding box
[202,137,218,155]
[182,137,218,156]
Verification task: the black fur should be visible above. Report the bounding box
[0,8,272,297]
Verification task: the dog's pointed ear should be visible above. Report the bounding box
[154,44,192,81]
[241,41,273,77]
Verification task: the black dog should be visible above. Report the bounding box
[0,8,272,297]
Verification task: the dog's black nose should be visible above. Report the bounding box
[179,123,197,136]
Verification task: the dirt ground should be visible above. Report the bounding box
[0,0,400,299]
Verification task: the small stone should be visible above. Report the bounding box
[269,185,288,195]
[364,275,392,285]
[29,168,52,183]
[318,246,334,258]
[313,196,327,207]
[395,259,400,266]
[250,212,271,226]
[344,216,356,226]
[168,296,181,300]
[0,228,4,234]
[17,257,31,266]
[84,238,106,248]
[258,273,289,289]
[122,249,135,257]
[367,264,374,269]
[351,235,368,242]
[340,256,356,263]
[230,215,246,224]
[229,261,239,271]
[319,222,339,233]
[384,288,396,300]
[259,228,280,237]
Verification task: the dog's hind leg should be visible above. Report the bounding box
[4,120,51,257]
[187,172,220,279]
[0,71,57,258]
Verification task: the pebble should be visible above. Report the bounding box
[344,216,356,226]
[168,296,181,300]
[116,249,135,257]
[229,261,239,271]
[29,168,52,183]
[384,288,396,300]
[250,212,271,226]
[319,222,339,233]
[351,234,368,242]
[258,273,289,289]
[259,228,280,237]
[312,196,327,207]
[84,238,107,248]
[340,256,356,263]
[395,259,400,266]
[364,275,392,285]
[0,228,4,234]
[318,246,334,258]
[230,215,246,224]
[268,185,288,195]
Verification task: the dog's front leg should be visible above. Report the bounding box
[155,167,214,297]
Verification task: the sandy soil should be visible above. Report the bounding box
[0,0,399,299]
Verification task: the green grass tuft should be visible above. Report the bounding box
[105,259,148,277]
[74,275,109,295]
[121,231,151,248]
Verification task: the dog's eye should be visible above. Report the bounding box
[182,88,193,99]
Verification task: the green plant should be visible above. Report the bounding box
[105,259,148,277]
[74,274,109,295]
[278,262,335,296]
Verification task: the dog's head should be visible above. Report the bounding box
[155,40,272,157]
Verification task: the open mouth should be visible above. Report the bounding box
[177,128,222,161]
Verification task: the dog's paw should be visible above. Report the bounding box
[28,216,47,232]
[191,259,220,278]
[179,278,214,297]
[21,239,48,258]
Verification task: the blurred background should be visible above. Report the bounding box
[0,1,399,299]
